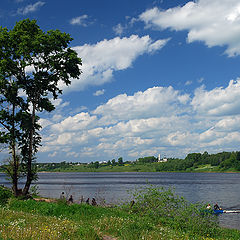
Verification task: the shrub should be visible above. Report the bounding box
[123,185,219,237]
[0,185,12,205]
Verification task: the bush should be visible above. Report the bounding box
[123,185,219,237]
[0,185,12,205]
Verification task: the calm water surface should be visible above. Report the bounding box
[0,172,240,230]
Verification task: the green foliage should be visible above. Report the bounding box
[29,185,39,198]
[111,159,116,166]
[2,155,25,182]
[155,151,240,172]
[138,156,157,164]
[118,157,124,166]
[93,161,100,169]
[124,186,219,237]
[0,185,12,205]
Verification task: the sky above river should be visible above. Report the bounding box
[1,0,240,163]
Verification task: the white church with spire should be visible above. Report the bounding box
[158,153,168,162]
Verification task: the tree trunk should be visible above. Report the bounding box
[22,102,36,196]
[11,102,19,197]
[11,144,19,197]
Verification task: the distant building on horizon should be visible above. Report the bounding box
[158,153,168,162]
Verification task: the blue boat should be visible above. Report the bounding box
[213,209,224,214]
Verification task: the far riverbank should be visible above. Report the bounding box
[36,163,240,173]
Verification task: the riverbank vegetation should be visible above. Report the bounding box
[0,185,239,240]
[19,151,240,173]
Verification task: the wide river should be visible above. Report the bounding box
[0,172,240,230]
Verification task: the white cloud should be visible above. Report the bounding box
[215,116,240,131]
[51,112,97,133]
[66,151,80,158]
[48,151,57,157]
[192,79,240,116]
[61,35,169,92]
[93,86,190,122]
[52,114,64,122]
[139,0,240,56]
[93,89,105,96]
[70,15,90,26]
[56,132,74,145]
[38,118,52,129]
[113,23,125,35]
[167,131,193,146]
[185,80,192,86]
[39,79,240,162]
[51,98,69,108]
[17,1,45,15]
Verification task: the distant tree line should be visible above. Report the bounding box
[137,156,158,164]
[155,151,240,172]
[2,151,239,172]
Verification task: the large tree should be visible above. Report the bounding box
[0,19,82,196]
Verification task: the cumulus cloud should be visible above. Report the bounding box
[70,15,90,26]
[60,35,169,92]
[51,98,69,108]
[17,1,45,15]
[215,116,240,131]
[93,86,190,122]
[38,118,52,129]
[48,151,57,157]
[139,0,240,56]
[185,80,192,86]
[93,89,105,96]
[41,86,192,159]
[191,79,240,116]
[113,23,125,35]
[51,112,97,133]
[39,79,240,162]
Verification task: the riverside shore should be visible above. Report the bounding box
[1,185,240,240]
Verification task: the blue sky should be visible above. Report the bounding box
[1,0,240,163]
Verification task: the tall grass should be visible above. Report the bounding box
[0,208,79,240]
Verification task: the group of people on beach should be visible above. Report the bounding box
[60,192,97,206]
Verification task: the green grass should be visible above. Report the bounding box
[0,208,80,240]
[36,162,240,173]
[0,186,240,239]
[192,165,218,172]
[41,163,160,173]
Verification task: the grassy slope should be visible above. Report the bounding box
[0,199,240,240]
[44,163,157,172]
[39,163,239,173]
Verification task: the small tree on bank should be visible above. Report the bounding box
[0,19,82,196]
